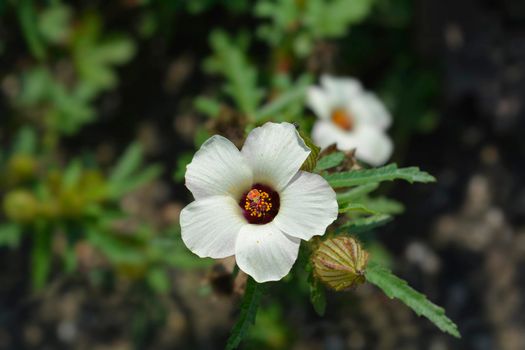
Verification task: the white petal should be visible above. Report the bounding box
[354,126,393,166]
[312,120,358,150]
[235,222,301,283]
[347,92,391,129]
[180,196,245,259]
[307,86,333,120]
[241,122,310,191]
[274,171,338,241]
[321,75,363,102]
[185,135,253,200]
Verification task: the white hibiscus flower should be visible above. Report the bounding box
[307,75,393,166]
[180,122,338,283]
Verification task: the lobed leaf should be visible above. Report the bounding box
[365,263,460,338]
[325,164,435,188]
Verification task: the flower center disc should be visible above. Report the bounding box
[239,184,280,225]
[331,108,354,131]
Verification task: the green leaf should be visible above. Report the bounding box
[0,224,22,248]
[108,165,162,199]
[17,0,46,60]
[336,182,380,205]
[226,277,264,350]
[338,203,378,215]
[324,164,436,188]
[13,126,37,155]
[63,160,83,189]
[309,278,326,316]
[194,96,222,118]
[38,4,72,44]
[254,84,307,122]
[361,197,405,215]
[335,214,392,234]
[365,263,460,338]
[299,131,320,172]
[31,228,52,290]
[315,152,345,172]
[205,31,263,117]
[109,143,143,183]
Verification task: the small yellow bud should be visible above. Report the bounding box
[312,236,369,291]
[3,190,38,223]
[7,154,38,183]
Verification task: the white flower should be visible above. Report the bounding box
[307,75,393,166]
[180,122,338,283]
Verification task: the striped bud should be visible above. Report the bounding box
[312,236,369,291]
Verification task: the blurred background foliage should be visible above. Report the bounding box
[1,0,524,349]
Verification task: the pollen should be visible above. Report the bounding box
[331,108,354,131]
[239,184,280,225]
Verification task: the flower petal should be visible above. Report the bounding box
[235,222,301,283]
[347,92,391,129]
[354,125,393,166]
[307,86,333,120]
[274,171,338,241]
[312,120,358,150]
[321,75,363,102]
[241,122,310,191]
[186,135,253,200]
[312,121,393,166]
[180,196,245,259]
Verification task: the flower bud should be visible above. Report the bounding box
[3,189,38,223]
[7,154,38,183]
[312,236,369,291]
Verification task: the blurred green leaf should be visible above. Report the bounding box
[17,0,46,60]
[13,126,37,154]
[38,4,72,44]
[309,278,326,316]
[194,96,222,118]
[366,262,460,338]
[299,131,320,172]
[110,143,144,183]
[147,268,171,294]
[226,277,264,350]
[205,30,263,117]
[31,228,52,290]
[0,223,22,248]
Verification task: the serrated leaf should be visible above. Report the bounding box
[299,131,320,172]
[226,277,264,350]
[338,203,378,215]
[335,214,392,234]
[315,152,345,172]
[365,263,460,338]
[324,164,436,188]
[336,182,380,205]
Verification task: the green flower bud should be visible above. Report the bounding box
[3,190,38,223]
[312,236,369,291]
[7,154,38,183]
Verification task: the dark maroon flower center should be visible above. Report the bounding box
[239,183,280,225]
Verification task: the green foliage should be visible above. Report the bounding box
[314,152,345,172]
[335,214,392,234]
[336,182,380,205]
[205,31,264,118]
[324,163,436,188]
[365,263,460,338]
[226,277,265,350]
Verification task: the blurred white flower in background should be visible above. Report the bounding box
[180,122,338,283]
[307,75,393,166]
